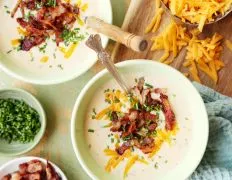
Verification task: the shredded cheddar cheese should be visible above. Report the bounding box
[76,0,82,6]
[76,16,85,26]
[11,39,20,46]
[145,8,164,33]
[64,43,78,59]
[151,21,190,62]
[40,56,49,63]
[123,155,138,178]
[147,14,225,84]
[185,32,224,83]
[59,43,79,59]
[105,149,132,172]
[163,0,232,31]
[149,125,179,158]
[17,27,28,36]
[81,3,89,12]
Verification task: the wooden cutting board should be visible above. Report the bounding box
[113,0,232,97]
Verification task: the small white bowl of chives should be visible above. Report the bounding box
[0,88,46,156]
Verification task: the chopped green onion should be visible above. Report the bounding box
[88,129,94,133]
[61,28,85,46]
[0,99,41,143]
[145,83,154,88]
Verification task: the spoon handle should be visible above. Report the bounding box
[86,34,130,93]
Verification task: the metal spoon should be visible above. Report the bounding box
[86,34,130,93]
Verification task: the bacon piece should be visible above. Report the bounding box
[128,110,138,121]
[137,77,145,92]
[27,160,43,173]
[146,92,161,106]
[1,174,11,180]
[16,17,28,27]
[160,94,176,130]
[141,89,150,104]
[110,120,121,132]
[23,173,41,180]
[25,0,37,10]
[21,36,45,51]
[110,112,121,132]
[137,118,145,128]
[140,137,155,154]
[121,121,136,138]
[10,172,22,180]
[130,87,142,104]
[16,18,47,36]
[19,162,28,174]
[46,162,61,180]
[116,142,131,155]
[148,123,157,131]
[144,112,156,121]
[141,146,154,154]
[19,160,43,175]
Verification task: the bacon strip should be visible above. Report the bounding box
[160,94,176,130]
[11,0,80,51]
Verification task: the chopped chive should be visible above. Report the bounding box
[111,138,114,143]
[114,97,120,103]
[92,108,97,115]
[88,129,94,133]
[6,50,13,54]
[145,83,153,88]
[154,162,159,169]
[39,43,47,53]
[104,89,110,93]
[102,123,111,128]
[53,52,56,59]
[57,64,63,70]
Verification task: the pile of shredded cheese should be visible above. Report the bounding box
[145,3,230,84]
[163,0,232,31]
[184,31,224,83]
[151,21,190,64]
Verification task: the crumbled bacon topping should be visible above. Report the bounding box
[11,0,80,51]
[110,77,176,155]
[2,159,61,180]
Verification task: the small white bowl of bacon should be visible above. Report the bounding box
[0,157,67,180]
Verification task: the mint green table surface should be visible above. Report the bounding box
[0,1,126,179]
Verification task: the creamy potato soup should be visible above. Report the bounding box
[0,0,109,82]
[85,75,192,180]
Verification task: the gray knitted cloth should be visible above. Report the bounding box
[189,83,232,180]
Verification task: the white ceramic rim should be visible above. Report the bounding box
[0,156,67,180]
[71,59,209,180]
[0,0,113,85]
[0,88,46,156]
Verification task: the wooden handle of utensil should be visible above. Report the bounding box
[86,16,148,52]
[111,0,144,61]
